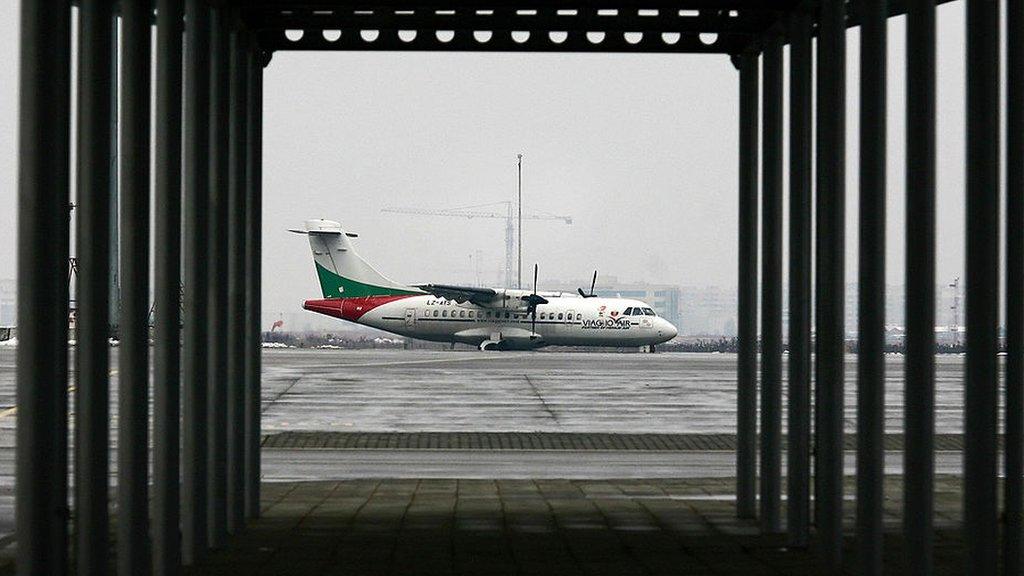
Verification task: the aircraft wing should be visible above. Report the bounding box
[413,284,499,305]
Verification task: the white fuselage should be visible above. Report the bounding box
[325,292,678,350]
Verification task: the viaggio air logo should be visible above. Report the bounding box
[582,318,631,330]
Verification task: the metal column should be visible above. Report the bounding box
[153,0,183,573]
[183,0,211,562]
[787,9,813,550]
[208,5,231,548]
[814,0,846,569]
[857,1,887,574]
[965,0,1001,574]
[16,1,71,573]
[118,0,152,572]
[905,1,936,574]
[1005,1,1024,573]
[51,3,73,568]
[75,1,115,573]
[227,22,249,534]
[759,34,783,535]
[735,50,759,520]
[245,51,264,520]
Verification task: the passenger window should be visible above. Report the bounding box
[557,313,564,320]
[504,312,510,319]
[468,311,474,318]
[442,310,448,317]
[643,308,656,316]
[460,310,466,318]
[433,310,439,317]
[577,313,582,320]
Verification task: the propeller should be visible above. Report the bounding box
[523,263,548,335]
[578,270,598,298]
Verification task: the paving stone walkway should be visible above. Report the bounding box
[187,475,972,576]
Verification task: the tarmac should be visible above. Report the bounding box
[182,476,972,576]
[0,348,982,574]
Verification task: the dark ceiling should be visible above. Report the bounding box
[239,1,804,54]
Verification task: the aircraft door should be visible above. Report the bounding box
[405,308,416,327]
[562,309,577,339]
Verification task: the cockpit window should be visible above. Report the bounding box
[643,307,656,316]
[622,307,632,316]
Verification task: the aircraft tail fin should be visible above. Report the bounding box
[291,219,419,299]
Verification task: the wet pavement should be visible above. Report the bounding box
[0,348,980,574]
[0,348,978,450]
[256,349,975,435]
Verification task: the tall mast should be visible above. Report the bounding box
[517,153,523,290]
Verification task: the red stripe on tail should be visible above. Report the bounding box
[303,295,416,322]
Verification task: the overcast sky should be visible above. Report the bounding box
[0,2,981,323]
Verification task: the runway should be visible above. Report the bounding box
[0,347,979,467]
[256,348,974,434]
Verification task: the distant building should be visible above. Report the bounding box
[0,279,15,327]
[677,285,736,336]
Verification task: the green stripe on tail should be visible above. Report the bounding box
[315,263,420,299]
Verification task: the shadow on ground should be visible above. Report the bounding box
[185,477,972,576]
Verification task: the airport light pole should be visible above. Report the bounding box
[517,153,523,290]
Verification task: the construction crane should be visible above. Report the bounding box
[381,200,572,289]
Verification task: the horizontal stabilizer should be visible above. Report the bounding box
[288,228,357,238]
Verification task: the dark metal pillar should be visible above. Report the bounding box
[965,1,1001,574]
[759,34,783,535]
[51,2,73,568]
[787,8,813,550]
[1005,1,1024,574]
[75,1,114,573]
[245,51,264,520]
[183,0,211,563]
[735,50,759,520]
[118,0,152,572]
[227,21,249,534]
[857,1,887,574]
[208,5,231,548]
[153,0,183,573]
[904,1,936,575]
[16,1,71,573]
[815,0,846,569]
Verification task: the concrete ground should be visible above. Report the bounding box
[184,476,971,576]
[0,348,982,574]
[256,349,972,434]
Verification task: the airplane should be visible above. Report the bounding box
[293,219,679,351]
